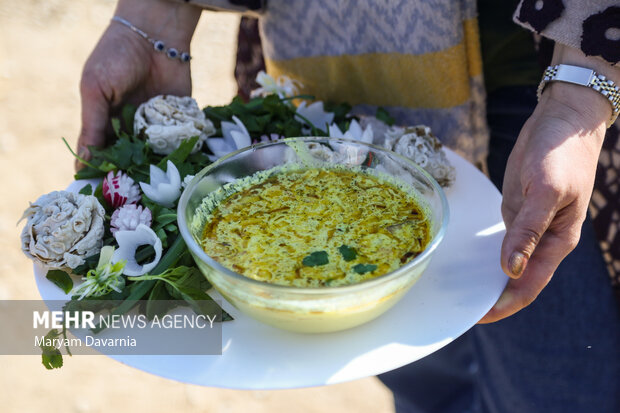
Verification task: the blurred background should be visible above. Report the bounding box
[0,1,394,411]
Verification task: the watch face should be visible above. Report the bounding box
[555,65,595,86]
[538,64,620,127]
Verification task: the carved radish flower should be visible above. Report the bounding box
[102,170,141,208]
[110,204,152,234]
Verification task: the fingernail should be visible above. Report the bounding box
[508,252,527,277]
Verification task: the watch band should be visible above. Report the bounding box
[537,64,620,128]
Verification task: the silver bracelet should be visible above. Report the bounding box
[537,64,619,128]
[111,16,191,63]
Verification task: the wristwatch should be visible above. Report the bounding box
[537,64,620,128]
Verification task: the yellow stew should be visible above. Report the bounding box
[201,168,430,287]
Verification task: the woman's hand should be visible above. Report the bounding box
[76,0,201,168]
[480,45,618,323]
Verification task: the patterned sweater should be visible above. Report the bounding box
[259,1,488,168]
[179,0,619,164]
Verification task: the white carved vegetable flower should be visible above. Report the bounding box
[328,119,374,164]
[71,246,126,300]
[112,224,163,277]
[250,70,301,98]
[328,119,373,144]
[383,125,456,187]
[134,95,216,155]
[205,115,252,161]
[259,133,283,143]
[110,204,152,234]
[295,101,335,134]
[182,174,195,189]
[139,160,182,207]
[20,191,105,269]
[102,170,141,208]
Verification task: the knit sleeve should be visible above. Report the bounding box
[513,0,620,65]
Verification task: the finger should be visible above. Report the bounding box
[500,199,518,232]
[479,228,576,323]
[76,72,110,170]
[500,186,559,279]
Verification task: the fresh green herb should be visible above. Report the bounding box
[71,165,107,180]
[45,270,73,294]
[203,94,355,140]
[302,251,329,267]
[111,118,122,138]
[62,137,98,172]
[70,246,126,299]
[131,266,231,321]
[134,245,155,265]
[155,228,168,248]
[71,253,101,276]
[376,107,395,126]
[338,245,357,261]
[146,281,178,319]
[324,101,352,119]
[121,103,137,135]
[151,234,187,274]
[40,329,64,370]
[70,123,209,186]
[89,235,190,333]
[93,135,145,171]
[352,264,378,274]
[78,184,93,195]
[92,182,111,215]
[156,136,199,169]
[153,212,177,228]
[279,94,315,102]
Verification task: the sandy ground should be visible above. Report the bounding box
[0,1,394,412]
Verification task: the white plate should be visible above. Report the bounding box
[35,149,508,389]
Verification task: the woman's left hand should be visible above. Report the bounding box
[479,44,617,323]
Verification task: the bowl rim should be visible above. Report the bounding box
[177,136,450,294]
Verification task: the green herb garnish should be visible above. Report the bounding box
[40,329,64,370]
[78,184,93,195]
[302,251,329,267]
[45,270,73,294]
[375,107,395,126]
[352,264,378,274]
[338,245,357,261]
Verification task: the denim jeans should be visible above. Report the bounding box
[378,86,620,413]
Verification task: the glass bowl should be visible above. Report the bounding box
[178,137,449,333]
